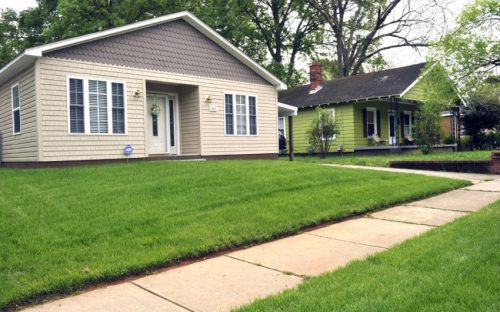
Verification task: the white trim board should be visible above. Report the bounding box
[0,12,287,90]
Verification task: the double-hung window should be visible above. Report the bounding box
[11,84,21,134]
[224,93,257,135]
[69,79,85,133]
[68,77,126,134]
[89,80,108,133]
[366,107,377,137]
[112,83,125,134]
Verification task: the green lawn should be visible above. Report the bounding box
[0,160,468,310]
[287,150,492,167]
[237,201,500,312]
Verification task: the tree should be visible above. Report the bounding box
[306,0,444,77]
[432,0,499,94]
[0,9,21,68]
[413,64,459,153]
[462,77,500,149]
[247,0,324,85]
[0,0,268,68]
[307,108,339,157]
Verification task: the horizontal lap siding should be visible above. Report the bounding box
[0,66,38,162]
[38,57,277,161]
[292,104,354,153]
[199,83,278,156]
[179,85,200,155]
[353,101,417,147]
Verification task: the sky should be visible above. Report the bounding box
[0,0,473,69]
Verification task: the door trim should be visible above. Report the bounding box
[146,92,181,155]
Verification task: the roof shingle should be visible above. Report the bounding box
[278,62,426,108]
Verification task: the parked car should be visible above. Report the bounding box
[279,132,287,153]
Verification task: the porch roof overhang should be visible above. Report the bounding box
[292,95,420,110]
[278,102,297,117]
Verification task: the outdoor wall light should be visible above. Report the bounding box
[205,96,213,104]
[133,88,142,98]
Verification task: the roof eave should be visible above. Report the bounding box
[0,53,37,85]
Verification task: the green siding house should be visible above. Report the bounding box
[278,62,459,154]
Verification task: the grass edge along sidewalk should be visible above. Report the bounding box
[0,160,469,310]
[286,150,492,167]
[237,200,500,312]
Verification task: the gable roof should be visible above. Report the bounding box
[0,11,287,90]
[278,63,426,108]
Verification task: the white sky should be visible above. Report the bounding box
[0,0,472,70]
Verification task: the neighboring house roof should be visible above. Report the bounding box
[0,11,286,90]
[278,62,426,108]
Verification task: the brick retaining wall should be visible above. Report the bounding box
[389,152,500,174]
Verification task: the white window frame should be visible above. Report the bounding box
[366,107,378,137]
[320,108,336,141]
[11,83,21,135]
[224,92,258,136]
[278,117,286,138]
[66,76,128,135]
[403,110,412,138]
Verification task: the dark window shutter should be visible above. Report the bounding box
[376,110,381,135]
[362,108,367,138]
[400,112,405,137]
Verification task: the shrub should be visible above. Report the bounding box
[306,108,339,158]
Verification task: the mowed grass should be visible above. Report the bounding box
[0,160,468,309]
[289,150,492,167]
[238,201,500,312]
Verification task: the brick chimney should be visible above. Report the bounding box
[309,61,323,93]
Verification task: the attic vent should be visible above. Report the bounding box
[380,75,389,81]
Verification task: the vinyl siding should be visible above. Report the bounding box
[38,57,277,161]
[289,103,354,153]
[199,84,278,156]
[179,85,200,155]
[0,65,38,162]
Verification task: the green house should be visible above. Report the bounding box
[278,62,460,154]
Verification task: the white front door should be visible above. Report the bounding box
[147,95,179,155]
[388,111,397,145]
[147,96,167,154]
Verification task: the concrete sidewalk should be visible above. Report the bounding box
[24,176,500,312]
[321,164,498,184]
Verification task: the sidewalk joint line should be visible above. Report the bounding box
[130,282,195,312]
[403,204,475,213]
[366,215,438,227]
[224,255,305,278]
[304,233,388,249]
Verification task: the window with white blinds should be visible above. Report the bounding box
[224,93,257,136]
[89,80,108,133]
[68,77,126,135]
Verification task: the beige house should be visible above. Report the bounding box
[0,12,292,166]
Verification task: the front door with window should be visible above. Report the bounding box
[147,95,178,154]
[388,111,397,145]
